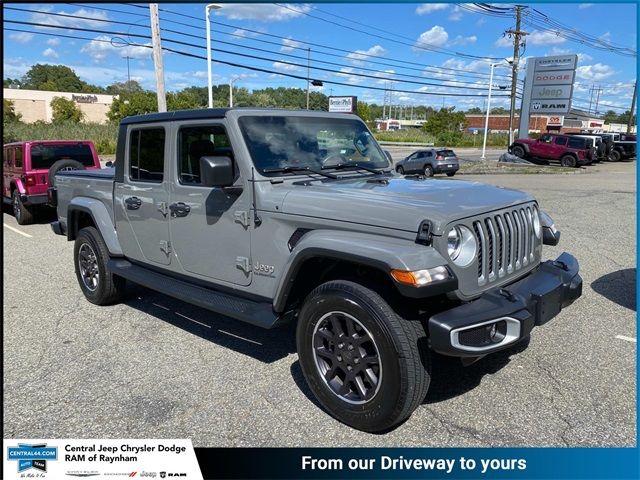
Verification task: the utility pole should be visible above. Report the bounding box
[306,48,311,109]
[627,81,637,133]
[588,84,595,114]
[122,56,132,91]
[149,4,166,112]
[506,5,527,144]
[594,85,602,116]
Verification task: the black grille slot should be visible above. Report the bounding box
[495,216,504,271]
[484,218,494,276]
[474,222,483,279]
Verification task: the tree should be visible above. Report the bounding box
[356,101,372,122]
[466,107,482,114]
[490,107,508,114]
[602,110,618,124]
[3,99,22,124]
[21,64,104,93]
[105,80,144,95]
[51,97,84,123]
[106,91,158,123]
[3,78,22,88]
[423,107,467,137]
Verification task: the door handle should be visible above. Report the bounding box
[169,202,191,218]
[125,196,142,210]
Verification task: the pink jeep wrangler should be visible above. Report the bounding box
[2,140,102,224]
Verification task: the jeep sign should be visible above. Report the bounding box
[532,85,573,100]
[328,96,357,113]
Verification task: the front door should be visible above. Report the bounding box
[168,122,252,286]
[114,125,171,266]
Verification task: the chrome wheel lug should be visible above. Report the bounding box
[354,358,360,364]
[337,355,342,362]
[348,344,354,351]
[347,365,353,371]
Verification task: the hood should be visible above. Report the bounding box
[279,175,534,235]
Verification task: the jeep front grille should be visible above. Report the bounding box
[473,206,538,287]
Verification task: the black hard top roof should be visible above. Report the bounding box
[119,108,231,125]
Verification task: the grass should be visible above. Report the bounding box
[373,129,510,147]
[459,161,587,175]
[3,121,118,155]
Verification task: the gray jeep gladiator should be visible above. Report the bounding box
[50,108,582,432]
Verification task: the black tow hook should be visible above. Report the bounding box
[553,260,569,271]
[498,288,517,302]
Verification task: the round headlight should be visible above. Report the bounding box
[447,225,477,267]
[447,227,461,259]
[532,206,542,238]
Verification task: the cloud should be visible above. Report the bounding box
[579,3,594,9]
[231,28,264,39]
[31,7,111,30]
[415,4,449,15]
[281,37,304,53]
[448,6,464,21]
[80,36,152,64]
[335,67,363,85]
[346,45,386,65]
[450,35,477,46]
[414,25,449,50]
[46,38,61,47]
[576,63,616,81]
[42,48,58,59]
[272,61,301,72]
[214,4,312,22]
[9,32,34,44]
[494,35,512,48]
[527,30,566,46]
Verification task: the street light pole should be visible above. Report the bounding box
[205,4,221,108]
[306,48,311,109]
[229,76,239,107]
[481,63,497,161]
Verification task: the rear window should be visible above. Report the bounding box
[436,149,456,157]
[30,144,95,169]
[567,137,586,149]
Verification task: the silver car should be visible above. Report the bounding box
[395,148,460,177]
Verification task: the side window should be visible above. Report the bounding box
[129,128,166,183]
[3,147,12,167]
[14,146,23,168]
[540,134,552,143]
[567,137,583,149]
[178,125,232,185]
[554,137,568,146]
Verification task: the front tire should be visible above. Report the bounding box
[560,155,577,168]
[74,226,125,305]
[610,150,621,162]
[12,190,34,225]
[511,145,526,158]
[446,172,456,177]
[296,280,430,432]
[397,166,405,175]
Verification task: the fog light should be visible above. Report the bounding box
[489,322,497,340]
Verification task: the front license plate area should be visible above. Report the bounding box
[533,284,563,325]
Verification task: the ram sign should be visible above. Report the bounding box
[328,96,357,113]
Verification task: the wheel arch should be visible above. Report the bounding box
[273,230,454,313]
[67,197,123,256]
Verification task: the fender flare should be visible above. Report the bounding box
[67,197,123,256]
[273,229,454,312]
[10,179,26,195]
[513,143,530,154]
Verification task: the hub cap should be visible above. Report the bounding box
[78,243,99,292]
[312,311,382,404]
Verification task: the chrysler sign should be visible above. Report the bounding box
[534,55,578,71]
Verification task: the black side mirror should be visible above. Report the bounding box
[200,156,234,187]
[384,150,393,162]
[105,161,114,168]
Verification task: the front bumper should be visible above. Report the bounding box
[428,252,582,357]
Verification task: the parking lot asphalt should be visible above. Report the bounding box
[3,160,636,447]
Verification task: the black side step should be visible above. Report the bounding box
[107,259,280,329]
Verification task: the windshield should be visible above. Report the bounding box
[238,115,389,176]
[30,143,95,169]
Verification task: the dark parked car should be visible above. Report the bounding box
[395,148,459,177]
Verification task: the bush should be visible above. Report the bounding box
[51,97,84,124]
[3,99,22,124]
[3,122,118,155]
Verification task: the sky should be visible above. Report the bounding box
[3,2,638,113]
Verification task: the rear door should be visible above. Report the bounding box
[114,125,171,266]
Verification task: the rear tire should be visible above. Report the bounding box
[74,226,126,305]
[12,190,34,225]
[511,145,526,158]
[560,155,577,168]
[397,166,404,175]
[446,172,456,177]
[296,280,430,432]
[610,150,621,162]
[424,165,434,177]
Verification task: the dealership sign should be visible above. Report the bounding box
[328,96,357,113]
[519,55,577,135]
[547,115,564,127]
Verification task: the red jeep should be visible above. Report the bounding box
[509,133,595,168]
[2,140,102,224]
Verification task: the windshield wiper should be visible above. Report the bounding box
[321,162,386,175]
[262,166,337,179]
